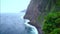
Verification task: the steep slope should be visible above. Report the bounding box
[24,0,55,34]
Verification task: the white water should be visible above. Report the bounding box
[1,0,38,34]
[24,19,38,34]
[21,10,38,34]
[20,10,38,34]
[0,11,38,34]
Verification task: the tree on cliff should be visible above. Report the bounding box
[42,12,60,34]
[42,0,60,34]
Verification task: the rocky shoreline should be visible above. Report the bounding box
[24,0,53,34]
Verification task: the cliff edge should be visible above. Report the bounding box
[24,0,55,34]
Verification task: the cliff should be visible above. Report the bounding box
[24,0,55,34]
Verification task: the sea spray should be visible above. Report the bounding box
[24,19,38,34]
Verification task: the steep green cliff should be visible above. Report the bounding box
[42,0,60,34]
[38,0,56,27]
[24,0,60,34]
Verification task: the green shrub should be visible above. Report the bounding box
[50,28,60,34]
[55,18,60,23]
[42,0,60,34]
[42,12,60,34]
[56,0,60,6]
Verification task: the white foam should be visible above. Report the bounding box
[24,19,38,34]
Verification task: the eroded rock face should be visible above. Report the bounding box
[24,0,53,34]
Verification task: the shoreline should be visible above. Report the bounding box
[24,19,38,34]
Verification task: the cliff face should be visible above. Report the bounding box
[24,0,55,34]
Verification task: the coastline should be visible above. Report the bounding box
[24,19,38,34]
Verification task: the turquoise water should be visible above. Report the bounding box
[0,11,38,34]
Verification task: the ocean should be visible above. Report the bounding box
[0,11,38,34]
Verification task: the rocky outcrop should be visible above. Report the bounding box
[24,0,55,34]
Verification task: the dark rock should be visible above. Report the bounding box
[24,0,54,34]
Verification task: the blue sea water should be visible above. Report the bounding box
[0,11,38,34]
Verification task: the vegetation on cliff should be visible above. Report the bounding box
[42,12,60,34]
[42,0,60,34]
[24,0,60,34]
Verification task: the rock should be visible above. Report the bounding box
[24,0,55,34]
